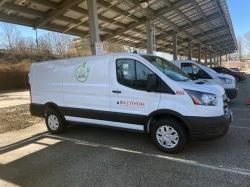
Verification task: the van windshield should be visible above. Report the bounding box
[201,64,217,74]
[141,55,190,81]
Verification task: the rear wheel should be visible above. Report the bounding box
[150,118,187,153]
[45,108,65,134]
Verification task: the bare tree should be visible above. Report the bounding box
[0,23,21,51]
[36,32,77,58]
[47,32,75,57]
[103,42,126,53]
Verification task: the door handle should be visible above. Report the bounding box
[112,90,122,94]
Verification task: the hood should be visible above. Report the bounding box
[175,80,225,97]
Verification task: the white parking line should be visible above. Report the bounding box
[231,126,250,130]
[46,134,250,177]
[231,107,250,111]
[236,118,250,121]
[0,134,46,151]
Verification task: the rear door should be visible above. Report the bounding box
[110,55,161,126]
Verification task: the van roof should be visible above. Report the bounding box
[34,52,150,64]
[172,60,199,64]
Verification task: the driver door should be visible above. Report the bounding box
[110,56,160,118]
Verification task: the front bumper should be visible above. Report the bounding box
[186,110,232,140]
[225,88,238,100]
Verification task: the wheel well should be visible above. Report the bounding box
[44,103,60,116]
[147,113,190,137]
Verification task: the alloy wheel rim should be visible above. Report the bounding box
[156,125,179,148]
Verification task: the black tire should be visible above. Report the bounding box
[150,118,187,153]
[45,108,65,134]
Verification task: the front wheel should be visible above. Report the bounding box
[150,118,187,153]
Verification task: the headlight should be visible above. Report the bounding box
[219,77,233,84]
[185,89,217,106]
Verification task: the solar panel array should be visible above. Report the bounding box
[0,0,237,58]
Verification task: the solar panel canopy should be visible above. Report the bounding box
[0,0,237,59]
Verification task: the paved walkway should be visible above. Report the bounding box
[0,90,30,108]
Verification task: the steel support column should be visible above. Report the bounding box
[188,40,192,60]
[216,56,219,67]
[210,53,212,67]
[213,55,216,67]
[173,32,178,60]
[146,17,155,54]
[198,45,201,63]
[204,50,207,66]
[87,0,101,55]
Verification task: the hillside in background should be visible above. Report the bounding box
[0,59,32,91]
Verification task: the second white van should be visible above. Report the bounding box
[172,60,238,100]
[29,53,232,153]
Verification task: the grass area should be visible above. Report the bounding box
[0,104,42,133]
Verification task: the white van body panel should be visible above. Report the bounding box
[61,56,110,112]
[29,60,64,106]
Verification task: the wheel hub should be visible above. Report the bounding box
[48,114,59,131]
[156,125,179,148]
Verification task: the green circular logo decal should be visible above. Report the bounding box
[75,63,90,82]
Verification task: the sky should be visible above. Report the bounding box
[0,0,249,40]
[227,0,250,37]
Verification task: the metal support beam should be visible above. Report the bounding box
[213,55,216,67]
[35,0,81,28]
[35,28,38,52]
[87,0,101,55]
[146,17,155,54]
[188,40,192,60]
[198,44,201,63]
[210,53,212,67]
[204,50,207,66]
[173,32,178,60]
[0,0,7,7]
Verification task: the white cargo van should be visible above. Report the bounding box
[172,60,238,99]
[29,53,232,153]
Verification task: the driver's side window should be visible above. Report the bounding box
[116,59,154,91]
[181,63,194,79]
[181,63,193,76]
[192,64,200,74]
[181,63,211,79]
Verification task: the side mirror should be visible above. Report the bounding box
[147,74,158,92]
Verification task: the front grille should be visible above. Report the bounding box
[223,94,229,114]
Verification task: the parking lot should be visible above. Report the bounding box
[0,76,250,186]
